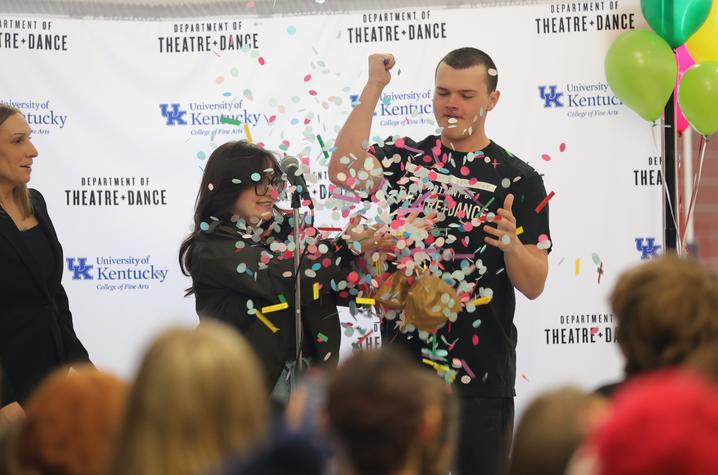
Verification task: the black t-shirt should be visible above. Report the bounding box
[371,135,552,397]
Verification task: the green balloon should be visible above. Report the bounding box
[641,0,712,48]
[678,61,718,136]
[605,30,677,122]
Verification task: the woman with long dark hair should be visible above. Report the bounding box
[179,140,390,398]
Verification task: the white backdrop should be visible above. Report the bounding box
[1,0,663,412]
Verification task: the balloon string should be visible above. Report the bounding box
[680,135,708,248]
[651,121,683,252]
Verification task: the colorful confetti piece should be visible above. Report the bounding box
[535,191,555,214]
[261,302,289,313]
[255,311,279,333]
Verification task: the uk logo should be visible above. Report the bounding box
[635,238,661,260]
[66,257,94,280]
[159,103,187,125]
[538,85,564,108]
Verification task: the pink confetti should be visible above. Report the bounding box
[460,166,470,176]
[461,359,476,379]
[541,154,551,161]
[304,74,312,82]
[331,192,361,203]
[560,142,566,152]
[403,144,424,154]
[521,373,530,382]
[347,272,359,284]
[308,90,318,96]
[394,137,406,148]
[258,56,265,65]
[472,335,479,346]
[395,207,424,215]
[266,115,276,124]
[591,327,599,335]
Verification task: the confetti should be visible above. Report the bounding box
[591,253,601,265]
[244,123,253,143]
[317,332,329,342]
[261,302,289,313]
[535,191,555,214]
[472,296,492,306]
[313,282,320,300]
[516,226,524,236]
[220,116,242,126]
[356,297,376,305]
[197,151,206,160]
[575,258,581,276]
[541,154,551,161]
[258,56,266,65]
[287,26,297,35]
[461,359,476,379]
[422,358,450,373]
[560,142,566,152]
[316,134,330,159]
[255,311,279,333]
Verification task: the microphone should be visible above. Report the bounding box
[279,155,312,202]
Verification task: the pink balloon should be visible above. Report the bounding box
[675,45,696,133]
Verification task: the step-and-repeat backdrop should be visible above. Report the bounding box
[2,0,662,409]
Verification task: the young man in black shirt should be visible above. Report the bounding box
[328,48,551,475]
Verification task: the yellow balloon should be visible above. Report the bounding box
[687,0,718,62]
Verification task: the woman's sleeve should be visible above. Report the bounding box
[193,234,355,308]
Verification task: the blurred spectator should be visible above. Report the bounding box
[10,365,126,475]
[326,348,458,475]
[596,254,718,396]
[569,370,718,475]
[107,322,268,475]
[509,387,607,475]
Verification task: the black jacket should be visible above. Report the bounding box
[0,189,90,405]
[189,217,355,389]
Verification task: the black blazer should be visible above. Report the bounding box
[0,189,90,406]
[190,218,355,390]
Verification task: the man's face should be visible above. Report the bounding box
[432,62,499,145]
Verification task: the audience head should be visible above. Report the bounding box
[11,365,126,475]
[610,253,718,376]
[107,322,268,475]
[510,387,608,475]
[326,348,458,475]
[570,370,718,475]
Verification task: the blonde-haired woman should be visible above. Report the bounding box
[0,103,90,422]
[107,322,268,475]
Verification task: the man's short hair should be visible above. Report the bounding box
[436,47,498,92]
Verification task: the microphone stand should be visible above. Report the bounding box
[289,188,305,395]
